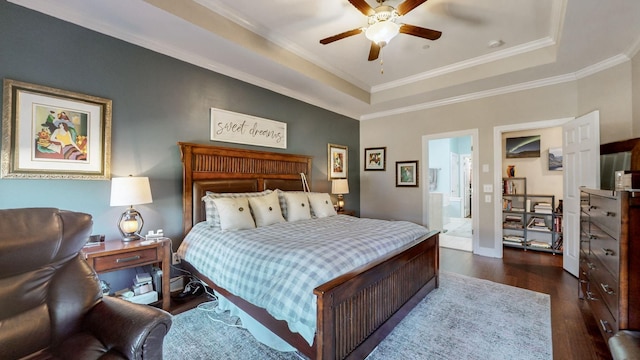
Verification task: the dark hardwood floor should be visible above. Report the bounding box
[441,246,611,360]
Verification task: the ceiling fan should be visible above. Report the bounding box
[320,0,442,61]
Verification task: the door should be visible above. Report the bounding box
[562,110,600,276]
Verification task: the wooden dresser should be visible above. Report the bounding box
[579,188,640,342]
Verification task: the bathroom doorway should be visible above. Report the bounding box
[424,132,476,252]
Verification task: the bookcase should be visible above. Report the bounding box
[502,177,563,254]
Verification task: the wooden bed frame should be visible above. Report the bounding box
[178,142,439,360]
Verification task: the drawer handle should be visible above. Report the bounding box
[590,205,598,210]
[586,291,598,301]
[600,283,615,295]
[588,234,597,240]
[600,319,613,333]
[116,255,141,263]
[601,211,615,217]
[602,248,615,256]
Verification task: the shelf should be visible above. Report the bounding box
[501,177,562,255]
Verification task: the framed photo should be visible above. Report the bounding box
[396,160,419,187]
[548,147,563,171]
[328,143,347,180]
[2,79,112,180]
[364,147,386,171]
[506,135,541,158]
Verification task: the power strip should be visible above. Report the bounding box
[170,276,185,293]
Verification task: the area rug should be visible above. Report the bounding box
[163,271,551,360]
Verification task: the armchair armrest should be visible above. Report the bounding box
[83,296,172,359]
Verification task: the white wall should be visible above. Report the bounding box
[361,61,634,256]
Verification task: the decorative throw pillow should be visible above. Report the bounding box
[282,192,311,222]
[203,190,272,228]
[307,193,337,218]
[210,197,255,231]
[248,191,285,227]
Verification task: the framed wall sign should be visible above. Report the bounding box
[328,143,348,180]
[210,108,287,149]
[396,160,419,187]
[364,147,386,171]
[1,79,112,180]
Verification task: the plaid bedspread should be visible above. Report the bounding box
[177,215,430,345]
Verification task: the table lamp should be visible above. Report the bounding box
[110,176,152,242]
[332,179,349,211]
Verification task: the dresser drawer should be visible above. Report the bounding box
[587,195,620,239]
[90,247,159,272]
[589,223,619,279]
[587,287,618,341]
[590,261,619,319]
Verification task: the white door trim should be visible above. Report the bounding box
[422,129,479,254]
[492,118,574,258]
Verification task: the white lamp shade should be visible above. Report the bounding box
[110,176,153,206]
[365,21,400,45]
[332,179,349,195]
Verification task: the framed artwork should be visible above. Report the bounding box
[396,160,419,187]
[364,147,386,171]
[2,79,112,180]
[506,135,541,158]
[328,143,347,180]
[548,147,563,171]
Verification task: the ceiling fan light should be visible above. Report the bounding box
[365,21,400,45]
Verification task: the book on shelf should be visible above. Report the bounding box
[503,180,519,195]
[526,216,550,231]
[503,199,512,211]
[527,240,552,249]
[533,202,553,214]
[553,235,563,250]
[503,235,525,244]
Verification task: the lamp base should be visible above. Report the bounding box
[121,234,141,242]
[117,207,145,242]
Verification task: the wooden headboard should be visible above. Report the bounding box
[600,138,640,190]
[178,142,312,235]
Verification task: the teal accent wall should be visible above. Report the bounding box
[0,2,360,247]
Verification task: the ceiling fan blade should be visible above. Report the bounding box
[348,0,375,16]
[320,28,363,44]
[399,24,442,40]
[368,42,381,61]
[397,0,429,16]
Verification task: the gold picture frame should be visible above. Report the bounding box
[328,143,348,180]
[2,79,112,180]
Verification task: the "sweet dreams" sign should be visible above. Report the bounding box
[210,108,287,149]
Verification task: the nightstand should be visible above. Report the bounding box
[337,209,356,216]
[81,238,171,311]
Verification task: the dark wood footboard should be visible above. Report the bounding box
[315,230,439,360]
[183,231,439,360]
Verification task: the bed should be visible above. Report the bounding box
[177,142,440,360]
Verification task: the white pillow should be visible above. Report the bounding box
[202,190,272,228]
[307,193,337,218]
[210,197,255,231]
[248,191,285,227]
[283,192,311,222]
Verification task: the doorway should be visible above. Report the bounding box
[423,130,478,253]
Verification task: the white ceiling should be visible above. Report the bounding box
[10,0,640,120]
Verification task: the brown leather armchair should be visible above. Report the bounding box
[0,208,172,360]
